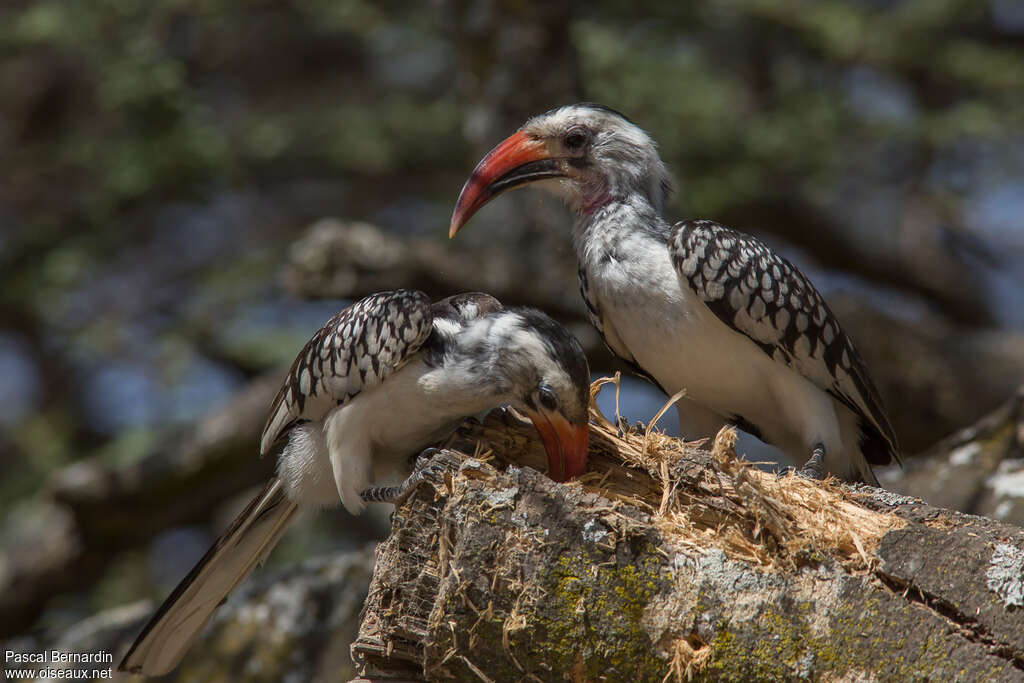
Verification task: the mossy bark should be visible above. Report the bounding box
[351,413,1024,682]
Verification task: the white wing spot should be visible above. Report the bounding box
[681,255,698,276]
[774,308,790,330]
[750,296,766,319]
[813,305,826,326]
[794,335,811,359]
[729,286,746,311]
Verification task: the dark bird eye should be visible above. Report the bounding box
[563,127,589,151]
[537,385,559,411]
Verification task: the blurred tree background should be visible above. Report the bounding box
[2,0,1023,646]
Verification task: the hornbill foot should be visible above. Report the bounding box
[616,415,628,437]
[616,416,645,437]
[361,448,447,508]
[797,444,826,480]
[775,466,794,480]
[776,444,826,481]
[406,446,441,470]
[411,446,448,479]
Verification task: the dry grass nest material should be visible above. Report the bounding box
[573,376,905,572]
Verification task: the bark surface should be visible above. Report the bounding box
[351,398,1024,682]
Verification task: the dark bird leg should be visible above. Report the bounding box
[360,447,447,507]
[615,416,646,437]
[797,443,826,480]
[776,443,826,481]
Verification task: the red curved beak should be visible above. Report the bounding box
[524,409,589,483]
[449,131,565,238]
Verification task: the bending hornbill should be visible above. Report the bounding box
[450,103,899,484]
[120,290,590,675]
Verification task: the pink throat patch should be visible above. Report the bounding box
[580,190,614,215]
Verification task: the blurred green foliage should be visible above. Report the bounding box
[4,0,1022,246]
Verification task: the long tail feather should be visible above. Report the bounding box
[119,478,297,676]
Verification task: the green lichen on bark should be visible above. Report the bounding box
[526,544,669,679]
[422,467,675,681]
[698,576,1013,682]
[425,540,672,681]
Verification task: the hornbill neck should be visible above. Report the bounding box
[571,193,673,257]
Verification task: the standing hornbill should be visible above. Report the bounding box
[119,290,590,676]
[449,103,899,485]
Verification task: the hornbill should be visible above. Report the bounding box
[119,290,590,676]
[449,103,900,484]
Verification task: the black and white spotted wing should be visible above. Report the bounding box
[259,290,435,455]
[669,219,899,466]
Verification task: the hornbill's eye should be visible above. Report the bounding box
[536,385,559,411]
[563,127,590,151]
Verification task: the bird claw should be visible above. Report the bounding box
[615,415,630,437]
[775,466,827,482]
[418,461,448,489]
[413,447,449,489]
[777,445,826,481]
[797,459,826,481]
[775,466,796,480]
[615,417,647,438]
[413,447,441,471]
[364,448,449,509]
[775,465,823,481]
[800,444,826,480]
